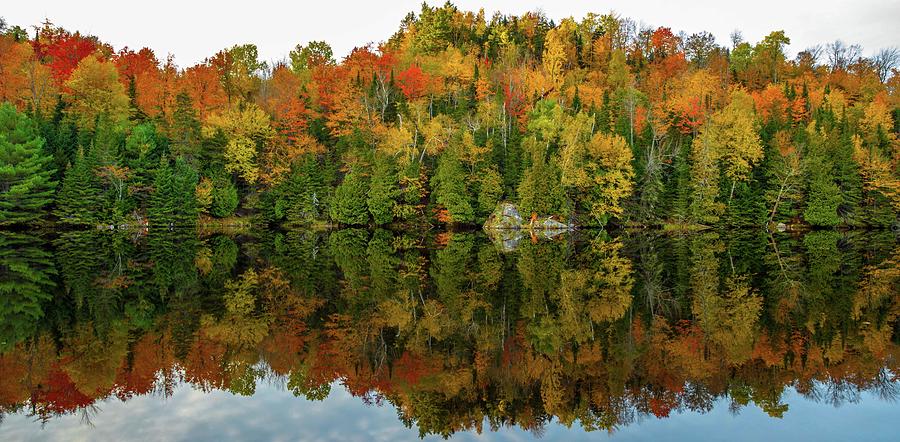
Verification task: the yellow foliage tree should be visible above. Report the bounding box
[559,112,635,225]
[542,18,577,90]
[690,90,763,223]
[64,55,130,130]
[203,104,275,184]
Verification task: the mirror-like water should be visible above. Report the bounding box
[0,229,898,441]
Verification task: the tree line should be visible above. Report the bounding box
[0,3,898,229]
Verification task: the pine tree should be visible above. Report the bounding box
[55,148,102,226]
[170,92,201,160]
[330,167,369,225]
[517,141,568,218]
[431,151,475,224]
[172,157,199,226]
[210,174,239,218]
[277,156,326,226]
[367,154,399,225]
[0,104,58,225]
[149,157,175,226]
[149,157,199,227]
[804,156,842,227]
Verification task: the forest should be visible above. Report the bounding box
[1,3,898,230]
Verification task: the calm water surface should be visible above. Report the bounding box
[0,229,898,441]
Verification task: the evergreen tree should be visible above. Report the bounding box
[55,148,103,226]
[367,154,399,225]
[330,167,369,225]
[149,157,175,226]
[210,174,239,218]
[804,156,842,226]
[123,123,161,209]
[802,125,845,227]
[276,156,326,226]
[0,103,58,225]
[431,151,475,224]
[172,157,200,226]
[831,131,863,225]
[149,157,199,227]
[170,92,202,160]
[664,141,693,223]
[476,166,503,220]
[517,141,568,218]
[41,100,77,179]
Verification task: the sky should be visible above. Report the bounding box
[2,0,899,68]
[2,379,899,441]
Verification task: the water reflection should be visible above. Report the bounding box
[0,229,897,438]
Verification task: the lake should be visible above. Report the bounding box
[0,228,898,441]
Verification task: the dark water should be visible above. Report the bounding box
[0,228,898,441]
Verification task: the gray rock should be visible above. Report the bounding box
[540,218,568,230]
[484,202,523,230]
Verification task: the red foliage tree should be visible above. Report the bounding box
[397,64,428,100]
[34,32,99,85]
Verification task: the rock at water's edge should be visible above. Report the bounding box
[483,202,572,231]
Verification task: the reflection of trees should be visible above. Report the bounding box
[61,322,129,396]
[690,233,762,364]
[149,229,199,297]
[0,233,55,351]
[632,235,679,318]
[0,229,898,437]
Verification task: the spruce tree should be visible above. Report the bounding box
[170,92,202,160]
[123,123,160,209]
[517,146,568,218]
[210,174,239,218]
[330,168,369,225]
[0,103,58,225]
[149,157,199,227]
[55,148,102,226]
[172,157,199,226]
[431,151,475,224]
[476,167,503,220]
[804,156,842,227]
[276,156,326,226]
[41,100,76,180]
[149,157,175,226]
[367,154,399,225]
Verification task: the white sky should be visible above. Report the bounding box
[3,0,899,68]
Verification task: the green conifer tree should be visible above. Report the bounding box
[431,151,475,224]
[367,154,399,225]
[0,103,58,225]
[149,157,175,226]
[476,166,503,220]
[804,158,842,227]
[210,174,239,218]
[55,148,102,226]
[171,92,202,160]
[172,157,199,226]
[278,156,326,226]
[149,157,199,227]
[330,167,369,225]
[517,141,568,218]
